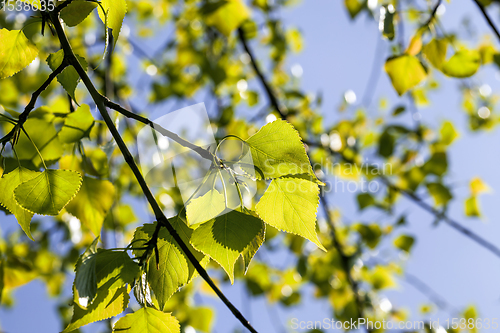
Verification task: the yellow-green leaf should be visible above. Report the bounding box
[14,169,82,216]
[112,307,180,333]
[98,0,127,45]
[441,49,481,78]
[439,121,459,145]
[60,0,98,27]
[385,55,427,96]
[422,38,448,69]
[59,104,95,143]
[66,177,115,236]
[0,29,38,79]
[256,176,325,251]
[470,177,491,196]
[47,50,88,102]
[0,167,39,240]
[465,196,481,217]
[205,0,250,36]
[190,210,265,283]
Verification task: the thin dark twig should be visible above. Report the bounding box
[472,0,500,42]
[237,28,286,119]
[50,12,258,333]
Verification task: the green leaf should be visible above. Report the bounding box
[14,169,82,216]
[378,129,395,158]
[357,193,375,210]
[384,55,427,96]
[0,167,39,240]
[66,177,115,236]
[59,104,95,143]
[439,121,459,145]
[380,4,395,41]
[47,50,88,102]
[185,188,226,226]
[244,120,313,179]
[465,196,481,217]
[353,223,382,249]
[74,238,99,307]
[190,210,265,283]
[369,266,396,290]
[422,38,448,69]
[63,286,129,332]
[422,152,447,176]
[441,49,481,78]
[188,307,214,333]
[15,118,64,167]
[426,182,452,206]
[256,176,325,251]
[344,0,365,19]
[393,234,415,253]
[113,307,180,333]
[132,217,208,310]
[60,0,98,27]
[0,29,39,79]
[205,0,250,36]
[242,220,265,273]
[98,0,127,45]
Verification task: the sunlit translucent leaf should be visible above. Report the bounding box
[385,55,427,96]
[256,176,325,251]
[242,218,265,273]
[63,286,129,332]
[439,121,459,145]
[66,177,115,236]
[244,120,313,179]
[393,234,415,253]
[465,196,481,217]
[132,217,208,310]
[463,306,478,333]
[47,50,88,102]
[190,210,265,283]
[0,29,38,79]
[14,169,82,216]
[98,0,127,45]
[470,177,491,196]
[0,167,39,240]
[441,49,481,78]
[15,118,64,167]
[205,0,250,36]
[422,38,448,69]
[112,307,180,333]
[423,152,447,176]
[60,0,98,27]
[185,188,226,226]
[59,104,95,143]
[426,182,452,206]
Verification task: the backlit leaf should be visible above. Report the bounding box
[112,307,180,333]
[185,188,226,226]
[66,177,115,236]
[132,217,208,310]
[441,49,481,78]
[60,0,98,27]
[385,55,427,96]
[63,286,129,332]
[256,176,325,251]
[244,120,313,179]
[0,167,39,240]
[465,196,481,217]
[422,38,448,69]
[59,104,95,143]
[190,210,265,283]
[98,0,127,45]
[0,29,38,79]
[426,183,452,206]
[47,50,88,102]
[14,169,82,216]
[205,0,250,36]
[394,234,415,253]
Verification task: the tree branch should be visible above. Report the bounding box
[49,12,258,333]
[237,27,286,119]
[472,0,500,42]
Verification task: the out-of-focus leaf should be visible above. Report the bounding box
[394,234,415,253]
[385,55,427,95]
[441,49,481,78]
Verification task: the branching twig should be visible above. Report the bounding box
[472,0,500,42]
[49,12,258,333]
